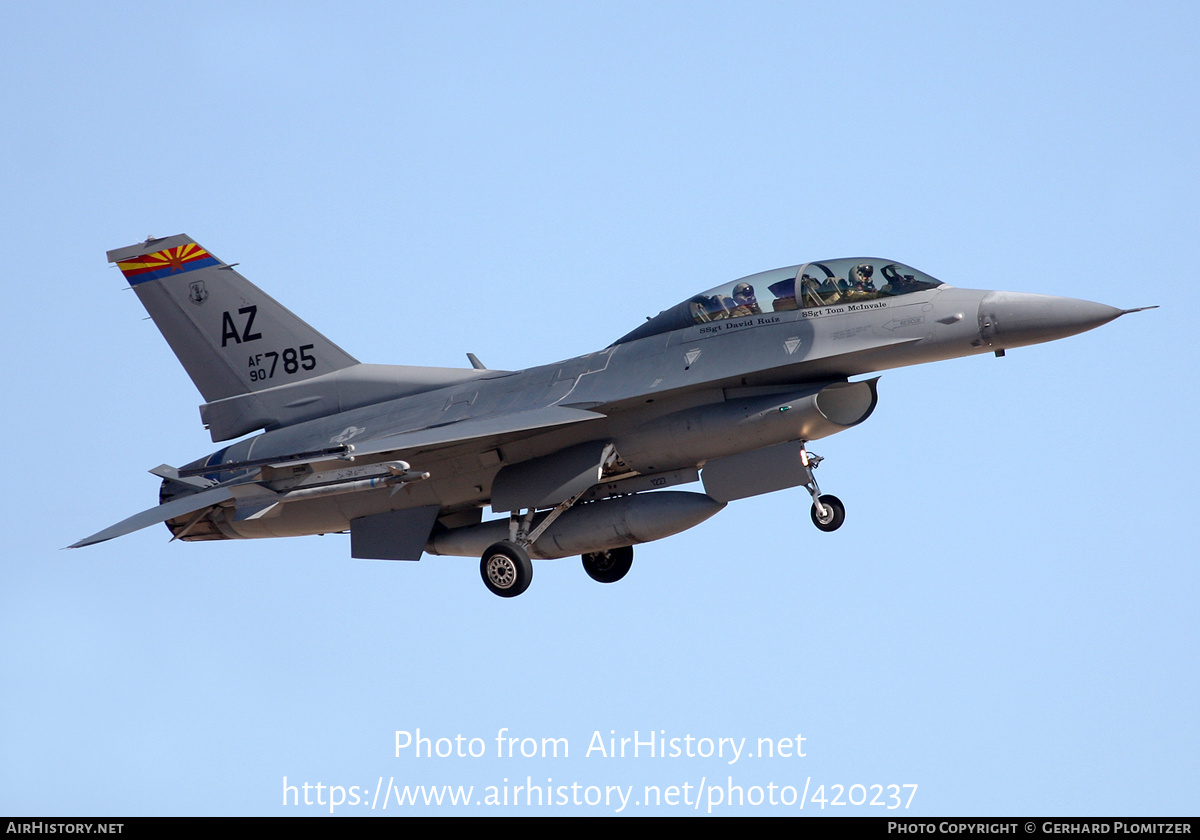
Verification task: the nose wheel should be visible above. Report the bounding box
[800,444,845,532]
[810,494,845,532]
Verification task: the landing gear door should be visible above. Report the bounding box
[491,440,613,513]
[702,441,811,503]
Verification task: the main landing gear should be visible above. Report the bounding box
[799,443,845,533]
[479,490,588,598]
[581,546,634,584]
[480,540,534,598]
[478,490,640,597]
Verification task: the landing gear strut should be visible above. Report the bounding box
[478,489,590,597]
[800,443,845,532]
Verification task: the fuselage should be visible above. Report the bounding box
[74,237,1140,597]
[168,272,1122,544]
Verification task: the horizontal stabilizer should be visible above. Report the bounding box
[68,485,234,548]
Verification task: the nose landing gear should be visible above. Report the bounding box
[810,493,845,532]
[800,443,845,532]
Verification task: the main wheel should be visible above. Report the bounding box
[581,546,634,584]
[810,494,845,532]
[480,541,533,597]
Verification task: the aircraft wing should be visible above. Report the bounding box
[342,405,607,461]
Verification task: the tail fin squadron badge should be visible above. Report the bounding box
[188,280,208,305]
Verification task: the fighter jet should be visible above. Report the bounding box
[71,235,1151,596]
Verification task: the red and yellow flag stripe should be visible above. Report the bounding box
[117,243,219,284]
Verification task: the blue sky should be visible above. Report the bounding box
[2,0,1196,816]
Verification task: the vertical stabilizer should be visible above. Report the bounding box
[108,235,359,403]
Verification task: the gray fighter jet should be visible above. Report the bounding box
[72,236,1151,596]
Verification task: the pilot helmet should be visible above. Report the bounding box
[850,264,874,287]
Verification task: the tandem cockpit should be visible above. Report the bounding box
[615,258,948,344]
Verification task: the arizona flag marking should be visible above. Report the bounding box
[117,243,219,285]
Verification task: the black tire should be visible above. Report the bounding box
[581,546,634,584]
[480,541,533,597]
[810,494,845,532]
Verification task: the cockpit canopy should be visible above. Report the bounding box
[615,258,946,344]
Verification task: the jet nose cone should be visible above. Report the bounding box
[979,291,1124,348]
